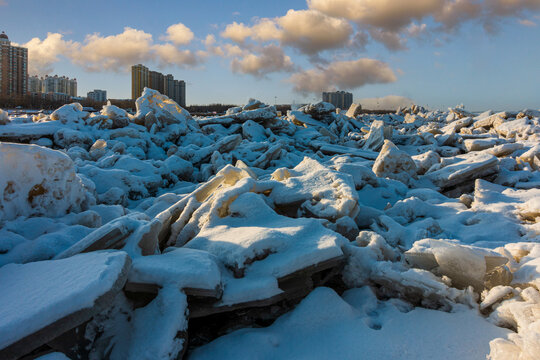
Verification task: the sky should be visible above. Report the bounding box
[1,0,540,110]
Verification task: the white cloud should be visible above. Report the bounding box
[308,0,444,31]
[251,19,282,42]
[153,43,198,67]
[407,23,428,37]
[220,9,353,55]
[40,27,202,72]
[204,34,216,47]
[488,0,540,16]
[231,45,294,77]
[358,95,415,110]
[276,9,353,54]
[289,58,397,94]
[69,27,154,72]
[223,43,244,57]
[307,0,540,48]
[199,34,225,57]
[518,18,537,26]
[434,0,482,30]
[20,33,76,75]
[369,29,407,50]
[164,22,194,46]
[221,22,252,43]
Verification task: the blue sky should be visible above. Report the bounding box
[1,0,539,110]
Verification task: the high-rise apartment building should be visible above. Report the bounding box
[28,74,77,97]
[39,75,77,97]
[28,75,41,93]
[131,64,149,100]
[131,64,186,107]
[322,91,353,110]
[178,80,185,108]
[0,31,28,96]
[149,70,164,94]
[87,89,107,102]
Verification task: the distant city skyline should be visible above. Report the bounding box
[1,0,540,109]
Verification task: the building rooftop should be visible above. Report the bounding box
[0,31,9,42]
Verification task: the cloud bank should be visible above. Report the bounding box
[22,26,201,75]
[221,9,353,55]
[289,59,397,94]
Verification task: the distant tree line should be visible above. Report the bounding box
[187,103,292,116]
[186,104,238,115]
[0,95,135,112]
[1,95,296,116]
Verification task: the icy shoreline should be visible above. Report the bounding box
[0,89,539,359]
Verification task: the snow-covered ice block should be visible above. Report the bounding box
[100,102,129,129]
[50,103,88,124]
[333,163,378,189]
[186,192,344,279]
[345,103,362,118]
[405,239,509,290]
[299,101,335,120]
[425,152,499,189]
[126,248,221,296]
[488,287,540,360]
[241,119,266,141]
[363,120,391,151]
[0,143,87,221]
[0,109,10,125]
[496,117,539,139]
[517,144,540,170]
[132,87,191,132]
[473,113,506,129]
[412,150,440,175]
[317,143,378,160]
[480,285,517,310]
[0,251,131,359]
[441,116,472,134]
[463,138,502,152]
[0,121,62,143]
[184,192,344,307]
[372,140,417,185]
[270,157,359,221]
[55,213,148,259]
[287,110,326,128]
[486,142,523,157]
[198,106,277,126]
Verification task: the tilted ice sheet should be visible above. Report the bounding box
[0,251,129,349]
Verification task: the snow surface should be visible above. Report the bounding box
[0,96,539,360]
[190,287,509,360]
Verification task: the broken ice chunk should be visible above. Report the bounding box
[0,142,87,221]
[0,251,131,359]
[126,247,222,297]
[50,103,88,124]
[185,192,344,280]
[405,239,509,291]
[132,87,192,133]
[372,140,417,186]
[270,157,359,221]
